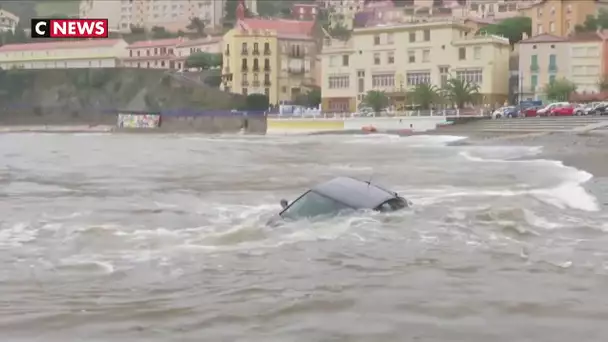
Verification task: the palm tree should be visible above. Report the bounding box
[363,90,389,114]
[443,77,480,109]
[407,84,440,110]
[187,17,206,36]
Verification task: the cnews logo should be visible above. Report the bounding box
[31,19,108,39]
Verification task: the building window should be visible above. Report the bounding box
[372,74,395,88]
[531,74,538,90]
[422,49,430,62]
[550,6,555,15]
[537,24,543,34]
[458,47,466,60]
[537,8,542,17]
[408,50,415,63]
[439,66,449,86]
[455,69,483,84]
[566,20,571,32]
[406,71,431,86]
[242,88,248,96]
[387,52,394,64]
[473,47,481,60]
[374,53,380,65]
[374,35,380,45]
[265,88,270,96]
[328,75,350,89]
[342,55,349,66]
[423,30,430,41]
[409,32,415,42]
[387,33,394,44]
[329,55,337,67]
[549,21,555,32]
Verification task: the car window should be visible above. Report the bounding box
[281,190,353,220]
[376,198,407,212]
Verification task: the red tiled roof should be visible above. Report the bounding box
[176,36,221,48]
[0,39,125,52]
[128,38,184,49]
[239,18,315,36]
[567,29,608,42]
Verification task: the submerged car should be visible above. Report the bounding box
[268,177,411,225]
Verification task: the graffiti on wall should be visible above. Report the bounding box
[117,114,160,128]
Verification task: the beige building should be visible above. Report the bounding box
[518,34,569,100]
[0,8,19,33]
[221,16,318,105]
[80,0,258,32]
[568,32,607,94]
[0,40,128,70]
[520,0,608,37]
[321,19,511,112]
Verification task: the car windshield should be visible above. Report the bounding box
[281,190,353,220]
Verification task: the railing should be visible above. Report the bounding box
[267,109,488,119]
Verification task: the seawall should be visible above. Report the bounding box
[114,112,266,134]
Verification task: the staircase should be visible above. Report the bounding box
[438,116,608,133]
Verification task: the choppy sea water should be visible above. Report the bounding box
[1,133,607,342]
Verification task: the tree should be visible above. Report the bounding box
[244,93,269,111]
[187,17,206,36]
[294,87,321,107]
[363,90,389,114]
[478,16,531,45]
[151,26,175,39]
[223,0,253,22]
[544,78,576,102]
[328,23,351,41]
[185,52,222,69]
[443,77,480,109]
[407,84,440,110]
[599,76,608,91]
[575,9,608,32]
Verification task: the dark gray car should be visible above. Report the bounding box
[268,177,411,225]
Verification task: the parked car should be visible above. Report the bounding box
[492,106,519,119]
[574,103,598,115]
[591,102,608,115]
[522,105,542,117]
[550,104,576,116]
[537,102,569,116]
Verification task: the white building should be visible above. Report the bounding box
[79,0,258,33]
[0,39,128,69]
[0,8,19,33]
[121,36,221,70]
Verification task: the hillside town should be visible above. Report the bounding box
[0,0,608,113]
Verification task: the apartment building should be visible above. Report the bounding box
[0,8,19,33]
[518,34,569,100]
[520,0,608,37]
[321,19,511,112]
[221,5,318,105]
[0,40,128,70]
[568,30,608,94]
[79,0,257,32]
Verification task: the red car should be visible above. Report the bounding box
[522,106,541,117]
[550,105,575,116]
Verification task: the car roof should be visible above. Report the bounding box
[311,176,397,209]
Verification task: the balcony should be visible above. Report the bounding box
[548,64,558,72]
[241,80,249,86]
[288,67,306,74]
[252,80,260,87]
[241,65,248,72]
[252,65,260,72]
[264,65,271,72]
[241,49,248,55]
[264,80,271,86]
[263,49,271,55]
[289,51,304,58]
[530,64,539,72]
[252,49,260,55]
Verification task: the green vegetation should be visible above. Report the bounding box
[478,16,532,45]
[576,9,608,32]
[35,0,79,17]
[443,78,480,109]
[294,87,321,108]
[363,90,390,114]
[407,84,441,110]
[187,17,206,36]
[243,94,269,111]
[544,78,576,102]
[185,52,222,69]
[599,77,608,91]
